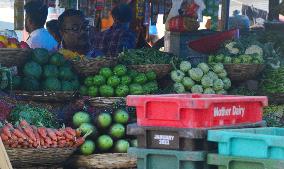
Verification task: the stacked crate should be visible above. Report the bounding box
[207,127,284,169]
[126,94,268,169]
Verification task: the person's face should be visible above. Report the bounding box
[25,15,33,33]
[60,16,91,49]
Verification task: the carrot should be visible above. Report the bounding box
[11,143,17,148]
[46,128,57,141]
[45,137,52,145]
[52,141,58,146]
[75,129,81,137]
[38,127,47,139]
[31,125,40,145]
[0,133,9,141]
[65,127,76,137]
[23,140,29,146]
[40,138,45,147]
[55,129,63,137]
[63,131,73,140]
[20,121,36,142]
[74,130,92,147]
[2,125,12,138]
[13,128,27,140]
[18,138,24,144]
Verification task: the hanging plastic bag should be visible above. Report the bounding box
[165,0,184,24]
[194,0,206,22]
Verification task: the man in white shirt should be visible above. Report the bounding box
[24,1,58,51]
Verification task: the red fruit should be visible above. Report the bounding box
[8,38,19,44]
[19,41,29,48]
[0,42,5,48]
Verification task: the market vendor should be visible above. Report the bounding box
[93,3,136,57]
[46,20,61,43]
[24,1,58,51]
[58,9,103,57]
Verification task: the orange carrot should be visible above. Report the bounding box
[2,125,12,138]
[38,127,47,139]
[18,138,24,144]
[74,130,92,147]
[40,138,45,147]
[65,127,76,137]
[31,125,40,145]
[63,131,73,140]
[75,129,81,137]
[46,128,57,141]
[0,133,9,141]
[20,121,36,142]
[45,137,52,145]
[13,129,27,140]
[55,129,63,137]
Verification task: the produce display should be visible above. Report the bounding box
[58,48,84,61]
[171,61,231,94]
[72,109,136,155]
[14,48,80,92]
[118,48,179,65]
[0,120,85,148]
[0,66,12,90]
[208,37,264,64]
[0,35,29,49]
[263,105,284,127]
[261,67,284,94]
[80,65,158,97]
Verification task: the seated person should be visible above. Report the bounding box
[24,1,58,51]
[93,3,136,57]
[46,19,61,43]
[58,9,103,58]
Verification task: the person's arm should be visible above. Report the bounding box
[119,32,137,50]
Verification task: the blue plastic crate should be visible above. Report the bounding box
[208,127,284,160]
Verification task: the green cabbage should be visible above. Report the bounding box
[174,83,185,94]
[201,76,213,88]
[213,79,224,91]
[207,71,219,81]
[222,78,231,90]
[204,88,216,94]
[171,70,185,83]
[197,63,210,74]
[189,68,204,82]
[216,89,227,95]
[212,63,224,74]
[218,70,228,79]
[179,61,192,72]
[191,85,203,94]
[182,77,195,90]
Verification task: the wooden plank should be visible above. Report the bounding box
[0,138,13,169]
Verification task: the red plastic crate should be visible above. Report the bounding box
[127,94,268,128]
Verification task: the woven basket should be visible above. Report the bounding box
[128,64,172,79]
[72,57,118,77]
[224,64,265,82]
[6,147,76,168]
[0,48,32,67]
[66,153,136,169]
[88,97,125,108]
[12,91,78,102]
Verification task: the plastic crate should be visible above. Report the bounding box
[126,94,268,128]
[127,121,266,151]
[128,148,210,169]
[207,154,284,169]
[208,127,284,160]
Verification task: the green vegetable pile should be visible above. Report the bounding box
[261,67,284,94]
[80,65,158,97]
[228,86,257,96]
[263,105,284,127]
[15,48,80,92]
[8,104,59,128]
[209,53,264,64]
[118,48,179,65]
[171,61,231,94]
[73,109,137,155]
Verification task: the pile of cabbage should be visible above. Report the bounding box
[171,61,231,94]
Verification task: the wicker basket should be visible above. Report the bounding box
[128,64,172,79]
[0,48,32,67]
[88,97,125,108]
[72,57,118,77]
[12,91,78,102]
[224,64,265,81]
[66,153,136,169]
[6,147,76,168]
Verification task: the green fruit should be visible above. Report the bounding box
[61,81,74,91]
[50,53,65,66]
[99,67,113,78]
[130,139,138,147]
[43,65,59,78]
[109,123,125,139]
[115,85,129,97]
[23,61,42,79]
[114,140,130,153]
[97,113,112,129]
[84,77,93,87]
[107,76,121,87]
[43,77,61,91]
[71,79,80,90]
[114,109,129,124]
[11,76,21,90]
[80,140,95,155]
[93,75,106,86]
[99,85,114,97]
[146,71,157,81]
[133,73,147,84]
[32,48,49,65]
[73,111,91,127]
[59,67,73,81]
[22,77,40,91]
[79,86,88,95]
[120,76,132,85]
[113,65,127,76]
[79,123,96,135]
[88,86,98,97]
[129,84,144,95]
[97,135,113,151]
[143,81,158,94]
[128,70,138,78]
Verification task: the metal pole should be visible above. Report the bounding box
[221,0,230,31]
